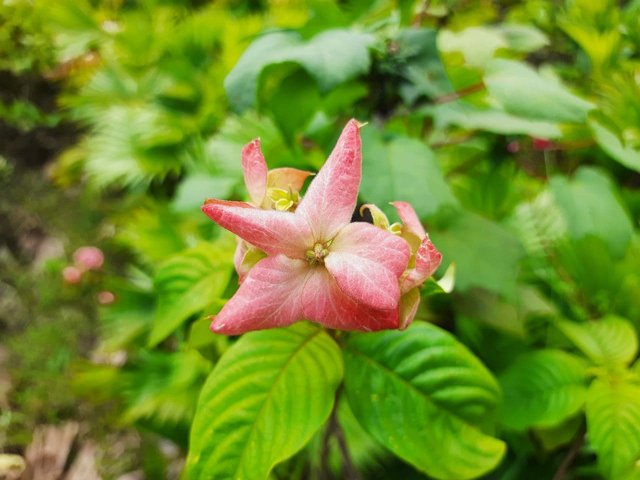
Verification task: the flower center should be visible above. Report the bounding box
[305,241,332,266]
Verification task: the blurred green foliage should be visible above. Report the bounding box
[3,0,640,478]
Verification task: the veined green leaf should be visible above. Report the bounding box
[587,379,640,480]
[484,59,594,124]
[344,322,505,480]
[149,240,234,346]
[186,323,343,480]
[498,350,588,430]
[558,316,638,367]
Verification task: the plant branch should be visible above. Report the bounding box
[552,423,586,480]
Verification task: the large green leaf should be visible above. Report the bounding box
[225,29,374,112]
[344,322,505,480]
[558,316,639,367]
[586,379,640,480]
[186,323,343,480]
[484,59,594,124]
[360,129,457,218]
[498,350,588,430]
[550,167,633,257]
[590,119,640,173]
[149,240,235,346]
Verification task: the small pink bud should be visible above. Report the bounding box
[62,266,83,284]
[507,140,520,153]
[97,291,116,305]
[532,138,554,151]
[73,246,104,271]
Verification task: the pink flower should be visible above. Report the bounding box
[97,291,116,305]
[73,246,104,271]
[532,137,554,151]
[62,265,83,284]
[202,120,411,334]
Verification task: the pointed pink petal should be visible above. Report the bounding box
[211,255,307,334]
[296,119,362,240]
[202,199,312,258]
[324,222,410,310]
[301,268,399,331]
[401,237,443,293]
[267,167,314,192]
[242,139,268,205]
[391,201,426,238]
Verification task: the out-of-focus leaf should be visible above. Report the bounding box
[225,29,374,112]
[590,119,640,172]
[344,322,505,480]
[550,167,633,257]
[149,240,235,346]
[484,59,595,124]
[557,316,638,367]
[429,211,524,298]
[186,323,343,480]
[586,379,640,480]
[172,174,238,212]
[360,128,457,218]
[498,350,588,430]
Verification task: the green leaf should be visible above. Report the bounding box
[484,59,594,124]
[557,316,639,367]
[344,322,505,480]
[429,211,524,298]
[149,240,235,346]
[550,167,633,257]
[590,119,640,173]
[186,323,343,480]
[360,128,457,218]
[498,350,588,430]
[172,174,238,212]
[225,29,374,112]
[586,379,640,480]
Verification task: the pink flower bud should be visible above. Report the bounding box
[507,140,520,153]
[97,291,116,305]
[62,266,83,284]
[73,246,104,271]
[532,138,554,151]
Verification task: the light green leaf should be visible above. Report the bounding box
[590,120,640,173]
[360,129,457,218]
[484,59,594,124]
[344,322,505,480]
[550,167,633,257]
[186,323,343,480]
[587,379,640,480]
[172,174,238,212]
[149,240,235,346]
[429,211,524,298]
[558,317,639,367]
[225,29,374,112]
[498,350,588,430]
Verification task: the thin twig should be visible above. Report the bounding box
[434,82,486,104]
[552,423,586,480]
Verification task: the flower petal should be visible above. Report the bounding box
[324,222,410,310]
[242,139,268,205]
[267,167,314,192]
[296,119,362,240]
[401,237,443,293]
[301,268,398,331]
[391,201,426,238]
[202,199,312,258]
[210,255,308,335]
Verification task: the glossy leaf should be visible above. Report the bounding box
[498,350,588,430]
[149,241,234,346]
[586,379,640,480]
[558,316,638,367]
[186,323,343,480]
[344,322,505,480]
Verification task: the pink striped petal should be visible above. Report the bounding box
[301,268,399,331]
[324,222,410,310]
[296,119,362,241]
[210,255,308,334]
[391,201,426,238]
[202,199,312,259]
[242,139,268,205]
[401,237,443,293]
